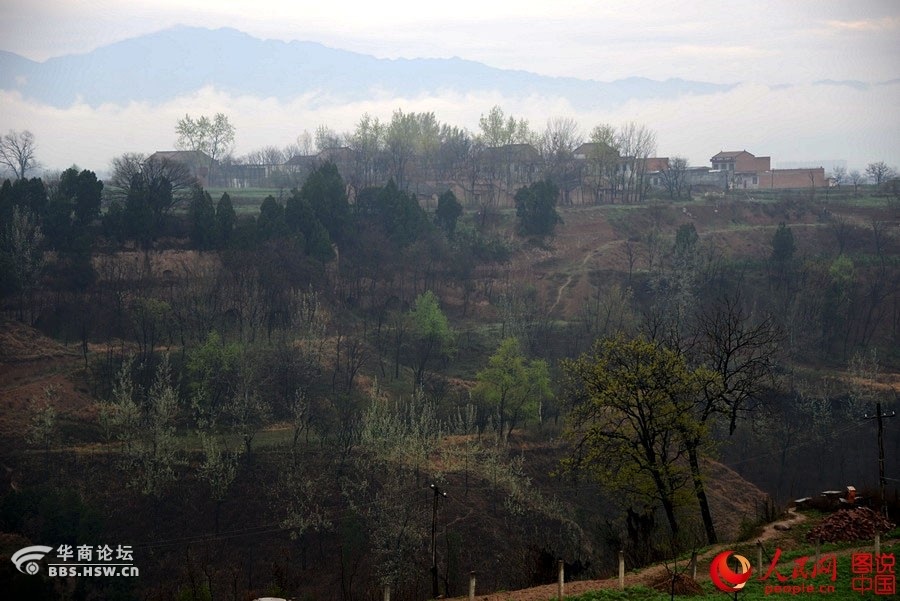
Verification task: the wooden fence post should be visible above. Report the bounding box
[875,533,881,557]
[757,541,763,575]
[689,551,697,580]
[382,584,390,601]
[469,571,476,601]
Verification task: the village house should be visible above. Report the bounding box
[710,150,826,190]
[148,150,218,187]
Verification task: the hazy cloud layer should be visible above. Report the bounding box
[3,1,899,84]
[3,80,897,175]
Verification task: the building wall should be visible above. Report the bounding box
[757,168,826,189]
[753,156,772,172]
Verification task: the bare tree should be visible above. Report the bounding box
[865,161,897,186]
[849,169,864,195]
[616,122,657,202]
[660,156,689,200]
[108,152,196,210]
[243,146,285,166]
[539,117,583,204]
[0,130,39,179]
[830,165,847,188]
[583,124,620,203]
[314,124,344,151]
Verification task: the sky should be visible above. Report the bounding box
[1,0,899,174]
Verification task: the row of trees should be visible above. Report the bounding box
[218,108,658,205]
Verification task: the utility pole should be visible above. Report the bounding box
[864,402,896,519]
[430,483,447,599]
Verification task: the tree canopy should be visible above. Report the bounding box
[175,113,236,163]
[562,336,713,539]
[514,179,561,237]
[409,290,454,386]
[473,337,551,439]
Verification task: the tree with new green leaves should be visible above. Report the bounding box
[385,109,420,189]
[110,356,180,499]
[478,105,532,147]
[27,386,60,457]
[473,337,551,440]
[515,178,561,237]
[188,331,241,424]
[409,290,454,386]
[562,336,709,539]
[197,431,243,535]
[435,189,462,237]
[175,113,235,163]
[226,370,271,462]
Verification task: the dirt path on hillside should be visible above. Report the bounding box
[451,509,810,601]
[547,239,623,315]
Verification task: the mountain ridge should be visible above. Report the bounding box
[0,25,736,109]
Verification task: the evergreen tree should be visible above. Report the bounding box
[771,222,795,263]
[515,179,561,237]
[215,192,236,248]
[188,185,216,250]
[435,189,463,237]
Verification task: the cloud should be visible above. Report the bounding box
[824,16,900,32]
[672,45,775,59]
[2,80,897,176]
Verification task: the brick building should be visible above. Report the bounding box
[710,150,826,190]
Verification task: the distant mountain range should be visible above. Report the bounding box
[0,26,738,110]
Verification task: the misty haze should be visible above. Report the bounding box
[0,3,898,601]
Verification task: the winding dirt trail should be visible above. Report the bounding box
[547,239,623,315]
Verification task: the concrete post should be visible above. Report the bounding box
[557,560,564,600]
[757,541,763,575]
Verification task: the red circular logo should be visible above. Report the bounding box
[710,551,752,592]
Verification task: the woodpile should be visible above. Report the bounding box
[651,572,705,596]
[806,507,895,543]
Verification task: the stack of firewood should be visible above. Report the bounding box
[806,507,895,543]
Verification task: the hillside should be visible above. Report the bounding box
[0,190,898,600]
